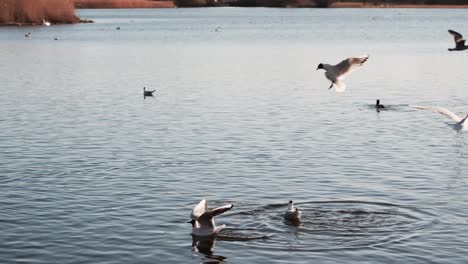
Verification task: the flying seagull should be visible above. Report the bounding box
[143,87,155,97]
[411,105,468,132]
[448,30,468,51]
[284,200,301,223]
[188,199,233,237]
[317,55,369,93]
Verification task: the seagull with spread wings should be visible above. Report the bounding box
[188,199,233,237]
[316,55,369,93]
[448,30,468,51]
[411,105,468,132]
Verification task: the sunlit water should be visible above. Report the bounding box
[1,7,468,264]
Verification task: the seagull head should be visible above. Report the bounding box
[316,63,324,70]
[187,219,196,227]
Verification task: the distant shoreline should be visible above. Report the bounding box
[73,2,468,9]
[331,2,468,8]
[74,0,175,8]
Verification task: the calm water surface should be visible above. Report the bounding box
[1,7,468,264]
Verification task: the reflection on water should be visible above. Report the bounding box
[192,236,218,257]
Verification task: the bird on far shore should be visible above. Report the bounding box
[448,30,468,51]
[188,199,233,237]
[316,55,369,92]
[143,87,155,97]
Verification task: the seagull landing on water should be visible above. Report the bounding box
[411,106,468,132]
[448,30,468,51]
[188,199,233,237]
[316,55,369,93]
[284,201,301,223]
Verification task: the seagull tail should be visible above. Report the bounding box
[334,80,346,93]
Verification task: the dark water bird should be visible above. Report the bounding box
[376,99,385,109]
[411,105,468,132]
[316,55,369,92]
[143,87,155,97]
[188,199,234,237]
[284,201,302,224]
[25,32,31,38]
[116,27,120,30]
[448,30,468,51]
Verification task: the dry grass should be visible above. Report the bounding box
[74,0,174,8]
[0,0,82,25]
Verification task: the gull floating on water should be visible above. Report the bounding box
[189,199,233,237]
[376,99,385,110]
[412,105,468,132]
[316,55,369,93]
[43,19,51,26]
[25,32,31,38]
[448,30,468,51]
[284,201,301,223]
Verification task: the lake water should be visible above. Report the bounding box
[1,7,468,264]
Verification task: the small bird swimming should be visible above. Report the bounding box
[411,105,468,132]
[25,32,31,38]
[376,99,385,109]
[284,201,301,223]
[448,30,468,51]
[116,27,121,30]
[189,199,233,237]
[43,19,51,26]
[143,87,155,97]
[316,55,369,93]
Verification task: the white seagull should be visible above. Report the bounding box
[316,55,369,93]
[42,19,51,26]
[448,29,468,51]
[412,105,468,132]
[188,199,233,237]
[284,201,301,223]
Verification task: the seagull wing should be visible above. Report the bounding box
[449,30,464,43]
[334,55,369,79]
[210,204,233,217]
[411,105,462,122]
[196,204,233,229]
[448,30,466,48]
[191,199,207,220]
